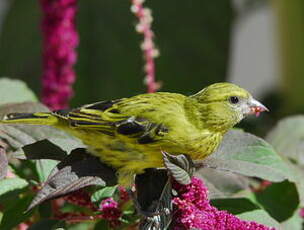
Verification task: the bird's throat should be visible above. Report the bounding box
[184,98,236,134]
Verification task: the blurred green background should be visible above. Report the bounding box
[0,0,303,134]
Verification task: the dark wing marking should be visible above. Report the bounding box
[116,117,146,135]
[52,109,71,118]
[84,99,122,111]
[4,113,49,120]
[137,123,169,144]
[108,109,120,114]
[115,117,169,144]
[64,99,124,122]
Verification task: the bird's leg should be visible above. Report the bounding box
[127,187,169,218]
[132,168,173,217]
[126,188,151,217]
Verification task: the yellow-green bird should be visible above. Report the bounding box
[0,83,268,186]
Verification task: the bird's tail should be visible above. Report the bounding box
[0,112,59,126]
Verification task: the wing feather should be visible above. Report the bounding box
[51,98,169,144]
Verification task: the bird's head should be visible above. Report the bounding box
[189,82,268,132]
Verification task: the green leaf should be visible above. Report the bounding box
[94,220,109,230]
[211,198,260,215]
[266,115,304,165]
[0,177,28,196]
[286,162,304,205]
[0,195,34,230]
[255,180,299,222]
[237,210,280,229]
[0,78,37,105]
[9,160,37,182]
[201,130,292,182]
[38,201,52,219]
[266,116,304,205]
[280,210,303,230]
[91,185,118,203]
[196,168,250,199]
[67,222,94,230]
[28,219,65,230]
[36,159,59,182]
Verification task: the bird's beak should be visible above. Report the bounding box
[247,98,269,117]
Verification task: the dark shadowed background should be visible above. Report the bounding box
[0,0,303,135]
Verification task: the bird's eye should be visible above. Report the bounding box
[229,96,239,104]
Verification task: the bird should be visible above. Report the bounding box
[0,82,268,186]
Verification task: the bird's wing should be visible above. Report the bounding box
[53,97,171,144]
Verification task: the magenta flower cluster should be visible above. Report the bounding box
[40,0,79,110]
[98,198,122,227]
[172,177,276,230]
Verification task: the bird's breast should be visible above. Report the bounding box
[188,133,223,160]
[160,126,223,160]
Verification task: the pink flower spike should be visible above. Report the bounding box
[40,0,79,110]
[130,0,160,93]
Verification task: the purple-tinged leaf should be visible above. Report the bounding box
[27,148,117,211]
[22,140,67,161]
[0,147,8,179]
[163,152,194,185]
